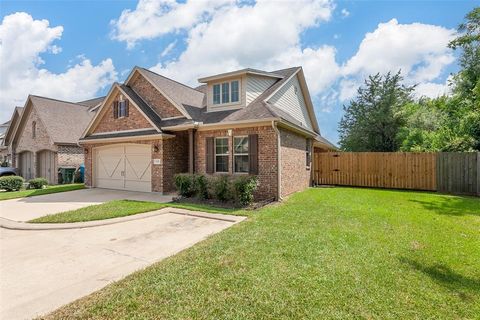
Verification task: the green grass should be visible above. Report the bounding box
[0,183,84,201]
[44,188,479,319]
[30,199,239,223]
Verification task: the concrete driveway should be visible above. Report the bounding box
[0,188,173,221]
[0,209,245,320]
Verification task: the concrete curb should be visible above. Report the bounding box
[0,208,246,231]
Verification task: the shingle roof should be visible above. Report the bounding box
[198,68,284,83]
[29,95,93,144]
[139,68,204,114]
[127,67,304,129]
[77,96,105,109]
[80,129,159,141]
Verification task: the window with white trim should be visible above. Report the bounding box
[215,137,229,173]
[212,80,240,105]
[234,136,249,173]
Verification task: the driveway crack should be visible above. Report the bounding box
[102,248,151,263]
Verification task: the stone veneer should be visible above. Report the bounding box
[13,105,85,184]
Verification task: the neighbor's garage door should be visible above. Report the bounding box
[18,151,34,180]
[94,144,151,192]
[37,150,56,184]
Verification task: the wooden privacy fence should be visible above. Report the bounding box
[313,152,479,196]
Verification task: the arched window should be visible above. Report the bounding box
[32,121,36,139]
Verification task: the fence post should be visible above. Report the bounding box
[477,152,480,196]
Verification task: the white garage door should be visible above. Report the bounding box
[94,144,152,192]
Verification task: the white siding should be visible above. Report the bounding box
[267,75,313,130]
[246,75,277,106]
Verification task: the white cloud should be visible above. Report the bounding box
[0,12,117,123]
[160,40,177,57]
[111,0,233,48]
[151,0,336,90]
[338,19,456,100]
[111,1,457,112]
[414,76,453,98]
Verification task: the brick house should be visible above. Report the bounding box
[80,66,336,200]
[3,95,103,184]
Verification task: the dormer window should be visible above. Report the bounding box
[213,80,240,105]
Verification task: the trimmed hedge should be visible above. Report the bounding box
[28,177,49,189]
[0,176,24,191]
[174,173,258,206]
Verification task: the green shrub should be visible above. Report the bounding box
[213,175,234,202]
[28,177,49,189]
[234,175,258,206]
[0,175,24,191]
[195,174,209,199]
[174,173,195,197]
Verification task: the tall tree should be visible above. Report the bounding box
[338,71,415,151]
[448,7,480,150]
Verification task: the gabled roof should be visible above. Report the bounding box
[82,65,330,144]
[126,67,204,119]
[3,107,23,146]
[27,95,93,144]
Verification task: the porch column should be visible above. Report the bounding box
[188,129,194,174]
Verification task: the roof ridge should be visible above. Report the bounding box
[30,95,89,108]
[139,68,204,94]
[269,66,301,74]
[77,96,105,103]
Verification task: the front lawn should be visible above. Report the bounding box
[30,199,239,223]
[0,183,84,201]
[44,187,479,319]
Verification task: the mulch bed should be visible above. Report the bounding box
[172,196,276,210]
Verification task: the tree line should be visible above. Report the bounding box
[339,7,479,152]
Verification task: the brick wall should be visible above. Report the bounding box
[58,145,84,168]
[130,75,183,119]
[162,131,189,192]
[279,128,311,197]
[93,91,153,134]
[195,126,278,200]
[83,135,188,193]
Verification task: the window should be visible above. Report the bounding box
[234,136,249,173]
[231,80,239,102]
[215,137,229,173]
[118,100,127,118]
[221,82,230,104]
[212,80,240,105]
[213,84,221,104]
[32,121,36,139]
[306,139,311,168]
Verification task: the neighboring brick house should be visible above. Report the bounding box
[80,66,336,200]
[3,95,102,184]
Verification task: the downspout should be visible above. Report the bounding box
[271,120,282,201]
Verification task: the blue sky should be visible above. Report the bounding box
[0,0,478,143]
